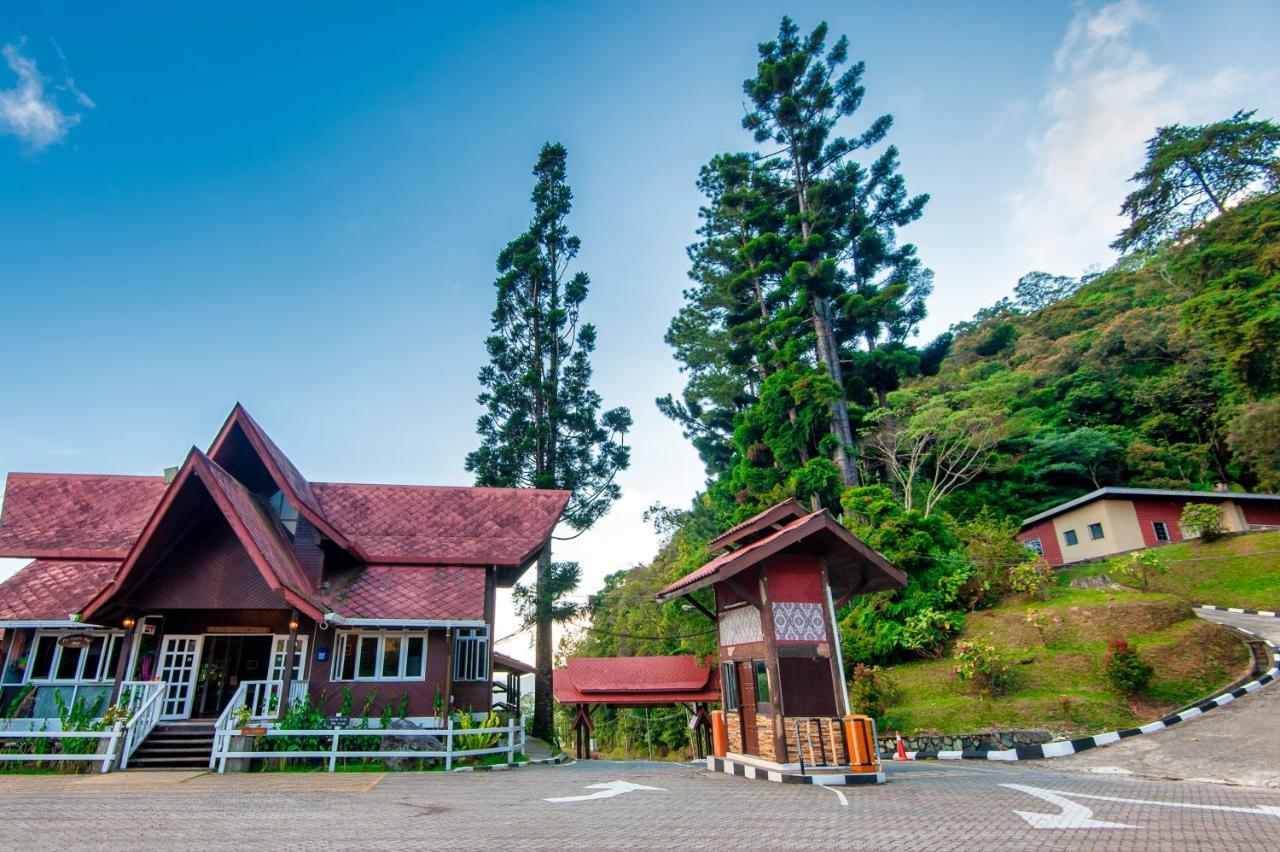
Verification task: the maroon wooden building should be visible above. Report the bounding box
[0,404,562,729]
[656,499,905,769]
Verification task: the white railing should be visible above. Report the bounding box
[209,680,309,769]
[119,681,165,769]
[212,714,526,773]
[0,724,123,773]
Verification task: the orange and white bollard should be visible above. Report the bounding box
[895,731,908,761]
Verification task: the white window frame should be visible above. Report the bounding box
[452,627,489,682]
[1152,520,1171,542]
[330,631,427,682]
[269,635,309,682]
[24,630,124,685]
[1025,538,1044,557]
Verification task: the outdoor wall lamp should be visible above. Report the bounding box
[122,617,136,629]
[289,619,300,631]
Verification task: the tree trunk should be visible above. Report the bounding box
[531,546,555,741]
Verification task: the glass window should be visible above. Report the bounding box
[405,637,426,680]
[82,637,105,682]
[1088,522,1105,540]
[267,490,300,537]
[382,636,402,679]
[333,631,429,682]
[1063,529,1079,546]
[356,636,379,679]
[337,634,357,681]
[54,644,81,680]
[721,662,739,712]
[28,635,57,681]
[453,628,488,681]
[1152,521,1170,542]
[1025,538,1044,557]
[753,660,770,705]
[1,631,30,685]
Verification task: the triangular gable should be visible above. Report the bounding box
[82,449,325,621]
[207,404,355,554]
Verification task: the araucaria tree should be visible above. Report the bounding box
[662,16,942,515]
[467,142,632,740]
[1113,109,1280,252]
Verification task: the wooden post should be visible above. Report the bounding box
[757,566,789,764]
[110,618,143,705]
[818,560,851,717]
[443,629,455,718]
[276,610,299,721]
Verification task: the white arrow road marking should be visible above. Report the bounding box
[822,786,848,807]
[1003,784,1280,829]
[545,780,667,803]
[1003,784,1133,829]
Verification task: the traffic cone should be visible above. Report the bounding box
[895,731,908,761]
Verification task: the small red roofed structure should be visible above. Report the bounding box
[553,656,720,759]
[656,499,905,772]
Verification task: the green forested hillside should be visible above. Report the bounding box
[917,193,1280,522]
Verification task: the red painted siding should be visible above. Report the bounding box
[132,513,287,610]
[1018,520,1062,566]
[307,627,490,717]
[1243,505,1280,527]
[1131,498,1186,546]
[765,554,823,602]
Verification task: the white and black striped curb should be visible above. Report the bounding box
[1195,604,1280,618]
[453,752,568,767]
[708,755,884,785]
[880,626,1279,763]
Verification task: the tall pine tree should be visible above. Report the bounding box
[467,142,632,740]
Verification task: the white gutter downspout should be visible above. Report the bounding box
[322,614,486,629]
[825,584,851,716]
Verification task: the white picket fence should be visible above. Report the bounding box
[0,724,123,773]
[212,714,526,773]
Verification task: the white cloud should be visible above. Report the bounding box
[0,39,92,151]
[1005,0,1278,279]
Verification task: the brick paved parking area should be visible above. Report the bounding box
[2,759,1279,850]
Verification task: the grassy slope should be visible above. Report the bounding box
[1062,530,1280,611]
[879,582,1250,737]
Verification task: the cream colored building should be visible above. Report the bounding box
[1017,487,1280,567]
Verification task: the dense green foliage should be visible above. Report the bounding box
[558,15,1278,751]
[920,192,1280,522]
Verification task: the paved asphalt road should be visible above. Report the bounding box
[1052,608,1280,788]
[3,757,1280,850]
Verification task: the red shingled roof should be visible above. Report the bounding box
[208,404,353,551]
[82,450,327,621]
[553,656,721,706]
[311,483,569,567]
[0,560,120,621]
[322,564,485,621]
[656,506,907,603]
[0,473,167,559]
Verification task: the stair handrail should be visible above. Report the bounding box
[210,681,250,770]
[120,681,166,769]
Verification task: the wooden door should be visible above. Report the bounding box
[737,660,759,755]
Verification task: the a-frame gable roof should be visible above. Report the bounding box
[207,403,355,554]
[82,449,325,621]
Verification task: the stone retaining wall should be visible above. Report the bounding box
[877,729,1051,753]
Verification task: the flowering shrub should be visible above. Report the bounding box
[1114,550,1168,591]
[953,637,1014,694]
[1180,502,1224,541]
[847,663,901,724]
[1104,638,1154,694]
[900,607,960,659]
[1008,558,1054,600]
[1023,608,1062,646]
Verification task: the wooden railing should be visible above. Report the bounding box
[210,680,309,769]
[212,714,526,773]
[0,725,123,773]
[119,681,166,769]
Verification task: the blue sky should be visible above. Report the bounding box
[1,1,1278,651]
